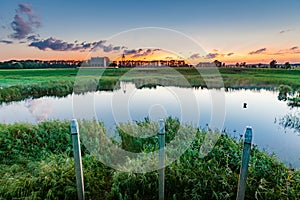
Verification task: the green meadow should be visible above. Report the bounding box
[0,67,300,103]
[1,67,300,88]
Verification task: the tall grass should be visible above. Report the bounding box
[1,119,300,199]
[0,81,74,103]
[112,119,300,199]
[0,121,111,199]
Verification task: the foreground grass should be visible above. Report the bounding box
[1,119,300,199]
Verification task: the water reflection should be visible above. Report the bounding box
[278,113,300,134]
[277,85,300,108]
[0,83,300,168]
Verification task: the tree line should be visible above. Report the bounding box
[0,60,82,69]
[214,59,294,69]
[0,59,297,69]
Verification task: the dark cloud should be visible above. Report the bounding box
[90,40,110,52]
[10,4,40,39]
[290,46,298,51]
[122,48,159,58]
[0,40,13,44]
[113,46,122,51]
[17,4,40,27]
[10,15,32,39]
[204,51,233,59]
[189,53,201,59]
[71,42,92,51]
[27,34,40,41]
[123,49,138,55]
[103,44,113,52]
[248,48,267,55]
[82,43,91,49]
[29,37,75,51]
[205,53,219,59]
[270,46,300,56]
[279,29,291,34]
[89,41,122,53]
[133,49,154,58]
[29,37,123,53]
[91,40,106,47]
[28,15,41,28]
[18,4,33,14]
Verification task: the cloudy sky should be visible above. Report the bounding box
[1,0,300,64]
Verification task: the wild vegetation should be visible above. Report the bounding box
[1,119,300,199]
[277,84,300,107]
[288,88,300,107]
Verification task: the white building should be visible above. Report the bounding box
[89,57,110,67]
[196,62,215,67]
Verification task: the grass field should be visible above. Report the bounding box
[1,67,300,88]
[0,67,300,103]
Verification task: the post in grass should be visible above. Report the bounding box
[236,126,253,200]
[158,119,165,200]
[70,119,85,200]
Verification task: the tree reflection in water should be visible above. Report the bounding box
[279,113,300,134]
[277,85,300,107]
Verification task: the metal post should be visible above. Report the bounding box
[236,127,253,200]
[158,119,165,200]
[70,119,85,200]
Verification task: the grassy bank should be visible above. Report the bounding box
[1,67,300,88]
[1,119,300,199]
[1,67,300,103]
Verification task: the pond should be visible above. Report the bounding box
[0,82,299,168]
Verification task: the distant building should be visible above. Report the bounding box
[196,62,215,67]
[89,57,110,67]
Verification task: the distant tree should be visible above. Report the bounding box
[213,60,222,67]
[236,62,240,67]
[270,60,277,68]
[284,62,291,69]
[12,62,23,69]
[109,62,118,67]
[240,62,246,67]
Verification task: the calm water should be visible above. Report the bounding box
[1,82,299,167]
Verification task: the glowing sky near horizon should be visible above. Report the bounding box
[1,0,300,64]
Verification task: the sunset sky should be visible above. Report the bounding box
[1,0,300,64]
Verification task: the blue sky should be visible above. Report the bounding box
[1,0,300,63]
